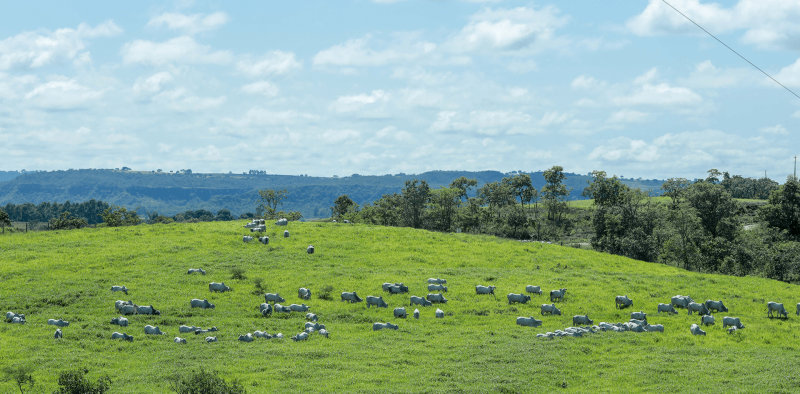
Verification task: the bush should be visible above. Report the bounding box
[52,369,111,394]
[231,267,247,280]
[252,277,265,295]
[318,285,334,300]
[2,364,34,394]
[169,368,246,394]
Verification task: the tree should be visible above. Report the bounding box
[662,202,704,271]
[169,368,246,394]
[2,365,34,394]
[762,177,800,237]
[705,168,722,184]
[400,180,430,229]
[449,176,478,201]
[661,178,692,205]
[257,189,288,220]
[429,187,461,232]
[49,212,88,230]
[0,209,10,233]
[477,181,514,219]
[582,171,627,208]
[99,205,141,227]
[541,165,570,223]
[331,195,357,219]
[215,209,235,221]
[685,182,739,240]
[505,173,535,209]
[52,369,111,394]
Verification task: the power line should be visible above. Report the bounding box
[661,0,800,100]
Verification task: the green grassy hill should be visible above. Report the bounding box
[1,222,799,393]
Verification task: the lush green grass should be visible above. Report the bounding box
[2,221,800,393]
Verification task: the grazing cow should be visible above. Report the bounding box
[382,283,404,292]
[701,315,715,326]
[516,316,543,327]
[187,268,206,275]
[414,309,420,319]
[615,295,633,309]
[48,319,69,327]
[205,336,217,342]
[290,304,310,312]
[292,332,309,341]
[284,230,289,238]
[305,322,325,331]
[190,299,214,309]
[540,304,562,316]
[306,313,318,322]
[115,300,134,311]
[194,327,218,335]
[728,326,739,334]
[54,329,63,339]
[394,307,407,318]
[767,302,788,318]
[243,236,254,243]
[657,303,679,314]
[112,332,134,342]
[671,295,693,308]
[427,278,447,284]
[573,315,593,326]
[209,282,231,292]
[722,316,744,329]
[410,296,432,307]
[388,285,409,294]
[341,292,363,303]
[687,302,710,316]
[366,296,389,308]
[476,286,496,296]
[705,300,728,313]
[690,324,706,336]
[427,293,448,304]
[260,303,273,316]
[250,226,265,233]
[507,293,532,305]
[372,322,399,331]
[137,305,161,315]
[273,304,291,313]
[254,331,270,339]
[238,333,254,342]
[179,325,199,333]
[111,285,129,295]
[111,317,129,327]
[428,284,448,292]
[145,325,166,335]
[630,311,647,321]
[526,285,543,295]
[174,337,186,344]
[258,236,269,245]
[6,312,25,323]
[318,329,329,338]
[298,288,312,301]
[275,218,288,226]
[435,309,444,318]
[307,245,315,254]
[550,289,567,302]
[120,305,137,315]
[644,324,664,332]
[265,293,286,303]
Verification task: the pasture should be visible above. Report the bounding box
[1,221,800,393]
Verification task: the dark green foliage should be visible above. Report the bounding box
[49,212,88,230]
[100,205,141,227]
[169,368,246,394]
[257,189,288,219]
[2,364,34,394]
[2,199,109,224]
[318,285,334,300]
[721,171,779,199]
[400,180,430,228]
[52,369,111,394]
[761,178,800,237]
[0,209,10,228]
[331,194,357,219]
[231,267,246,280]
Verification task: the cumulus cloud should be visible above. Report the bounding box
[132,71,173,94]
[236,51,302,77]
[25,78,106,110]
[431,109,532,135]
[321,129,360,143]
[330,90,389,113]
[151,87,226,112]
[607,109,649,123]
[571,75,603,89]
[314,34,437,66]
[240,81,279,97]
[0,21,122,70]
[759,124,788,135]
[226,106,320,128]
[613,83,701,106]
[147,12,230,34]
[121,36,232,65]
[679,60,755,88]
[447,6,569,53]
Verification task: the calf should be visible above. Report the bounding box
[292,332,309,341]
[205,336,217,342]
[367,296,388,308]
[413,309,420,319]
[372,322,399,331]
[722,316,744,329]
[111,285,129,295]
[516,316,543,327]
[318,329,329,338]
[526,285,543,295]
[394,307,407,318]
[540,304,562,316]
[507,293,531,305]
[341,291,363,303]
[243,236,254,243]
[550,288,567,302]
[111,317,129,327]
[306,313,318,322]
[298,288,311,300]
[690,324,706,336]
[435,309,444,318]
[174,337,187,344]
[190,299,214,309]
[657,303,678,314]
[701,315,715,326]
[54,329,62,339]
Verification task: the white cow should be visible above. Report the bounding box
[238,333,254,342]
[305,322,325,331]
[111,285,129,295]
[145,325,166,335]
[254,331,270,339]
[265,293,286,303]
[243,236,254,243]
[435,309,444,318]
[111,317,129,327]
[428,284,448,292]
[258,236,269,245]
[516,316,543,327]
[526,285,543,295]
[394,307,407,318]
[306,313,318,322]
[767,301,788,318]
[722,316,744,329]
[701,315,715,326]
[507,293,532,305]
[427,278,447,284]
[615,295,633,309]
[388,284,409,294]
[687,302,710,316]
[261,303,273,316]
[657,303,679,314]
[797,303,800,316]
[289,304,310,312]
[573,315,593,325]
[372,322,399,331]
[275,218,288,226]
[195,327,218,335]
[190,299,214,309]
[318,329,329,338]
[728,326,739,334]
[187,268,206,275]
[119,305,137,315]
[174,337,187,344]
[6,312,25,323]
[476,285,496,296]
[630,311,647,321]
[382,282,404,292]
[284,230,289,238]
[307,245,314,254]
[705,300,728,313]
[209,282,231,292]
[540,304,562,316]
[205,336,217,342]
[136,305,160,315]
[179,325,199,333]
[690,324,706,336]
[298,288,312,301]
[550,288,567,302]
[644,324,664,332]
[367,296,389,308]
[410,296,431,307]
[54,329,63,339]
[273,304,291,313]
[292,332,309,341]
[48,319,69,327]
[341,292,362,303]
[114,300,134,311]
[671,295,693,308]
[112,332,134,341]
[413,309,420,319]
[427,294,448,304]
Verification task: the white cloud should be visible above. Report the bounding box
[589,137,660,162]
[240,81,279,97]
[151,88,226,112]
[759,124,788,135]
[627,0,733,37]
[506,59,538,73]
[313,34,437,66]
[679,60,754,88]
[431,109,532,135]
[607,109,649,123]
[147,12,230,34]
[571,75,603,89]
[226,107,320,128]
[132,72,173,94]
[25,79,106,110]
[613,83,701,106]
[539,111,571,126]
[330,90,389,113]
[236,51,302,77]
[0,21,122,70]
[773,58,800,87]
[447,6,569,53]
[121,36,232,65]
[321,129,360,143]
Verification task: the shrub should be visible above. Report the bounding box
[169,368,246,394]
[2,364,34,394]
[318,285,334,300]
[52,369,111,394]
[231,267,247,280]
[252,277,265,295]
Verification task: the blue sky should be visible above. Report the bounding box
[1,0,799,180]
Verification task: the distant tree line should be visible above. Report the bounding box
[2,200,109,225]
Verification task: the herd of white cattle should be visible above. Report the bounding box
[5,218,800,346]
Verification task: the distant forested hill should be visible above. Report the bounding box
[0,169,664,218]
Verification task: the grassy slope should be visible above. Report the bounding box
[1,222,799,393]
